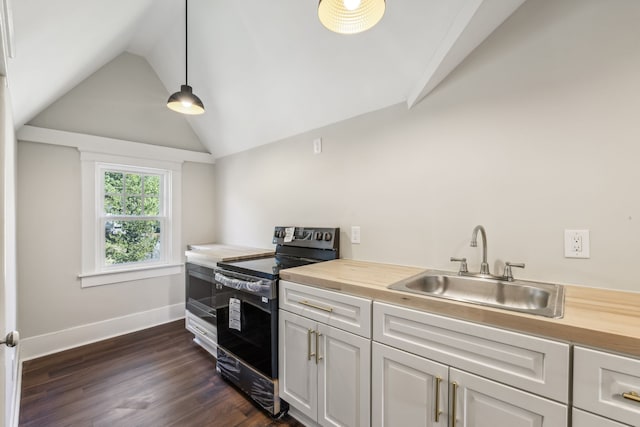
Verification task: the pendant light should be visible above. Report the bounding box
[167,0,205,115]
[318,0,385,35]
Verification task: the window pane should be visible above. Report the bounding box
[104,194,122,215]
[105,220,161,265]
[144,175,160,196]
[125,173,142,195]
[104,171,123,194]
[125,196,142,215]
[144,197,160,216]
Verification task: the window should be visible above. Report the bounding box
[80,152,182,287]
[100,166,166,268]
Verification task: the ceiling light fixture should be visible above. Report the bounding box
[167,0,204,115]
[318,0,385,35]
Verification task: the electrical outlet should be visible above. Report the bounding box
[564,229,590,258]
[313,138,322,154]
[351,226,361,244]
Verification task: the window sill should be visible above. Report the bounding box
[79,263,184,288]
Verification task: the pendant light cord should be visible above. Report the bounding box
[185,0,188,86]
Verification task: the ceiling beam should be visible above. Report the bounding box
[406,0,526,109]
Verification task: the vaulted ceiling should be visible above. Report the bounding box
[7,0,526,158]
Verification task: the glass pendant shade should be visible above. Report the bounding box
[318,0,385,34]
[167,85,205,115]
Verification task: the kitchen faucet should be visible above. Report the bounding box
[450,225,526,281]
[470,225,490,276]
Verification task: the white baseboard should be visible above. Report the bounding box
[20,303,185,361]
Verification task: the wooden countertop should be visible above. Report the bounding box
[185,244,274,267]
[280,259,640,357]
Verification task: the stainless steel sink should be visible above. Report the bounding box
[388,271,565,318]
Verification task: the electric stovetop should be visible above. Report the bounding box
[217,255,318,280]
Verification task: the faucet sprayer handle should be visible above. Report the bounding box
[450,257,468,274]
[503,262,525,281]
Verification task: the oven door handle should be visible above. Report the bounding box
[215,272,271,293]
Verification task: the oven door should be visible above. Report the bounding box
[215,271,278,379]
[185,263,218,327]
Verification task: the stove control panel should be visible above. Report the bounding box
[272,226,340,250]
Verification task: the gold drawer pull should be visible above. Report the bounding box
[623,391,640,403]
[316,332,323,364]
[307,329,316,361]
[434,376,442,422]
[451,381,458,427]
[300,300,333,313]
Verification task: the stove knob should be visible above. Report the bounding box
[315,232,323,240]
[274,230,280,238]
[323,232,332,241]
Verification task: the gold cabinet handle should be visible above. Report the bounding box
[300,300,333,313]
[307,329,316,361]
[451,381,458,427]
[623,391,640,403]
[434,376,442,422]
[316,332,323,364]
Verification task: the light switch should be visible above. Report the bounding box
[351,226,361,244]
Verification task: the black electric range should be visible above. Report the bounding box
[213,226,340,416]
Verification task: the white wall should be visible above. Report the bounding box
[182,160,216,246]
[16,52,215,354]
[214,0,640,293]
[28,52,205,153]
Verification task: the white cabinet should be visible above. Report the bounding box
[450,368,566,427]
[280,309,317,417]
[279,281,372,427]
[573,346,640,426]
[372,341,566,427]
[372,342,448,427]
[185,310,217,356]
[572,408,631,427]
[372,301,569,427]
[280,280,371,337]
[373,301,570,403]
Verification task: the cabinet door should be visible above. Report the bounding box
[449,369,567,427]
[279,310,318,421]
[317,323,371,427]
[372,342,448,427]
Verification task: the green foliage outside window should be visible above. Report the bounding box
[103,171,163,265]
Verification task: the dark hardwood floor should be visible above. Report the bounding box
[19,320,304,427]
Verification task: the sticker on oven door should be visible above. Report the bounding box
[229,297,241,331]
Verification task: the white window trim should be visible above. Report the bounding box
[80,151,183,287]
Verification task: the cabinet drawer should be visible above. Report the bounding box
[572,408,631,427]
[280,281,371,338]
[186,311,217,356]
[574,346,640,426]
[373,302,569,403]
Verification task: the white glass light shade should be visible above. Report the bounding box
[318,0,385,34]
